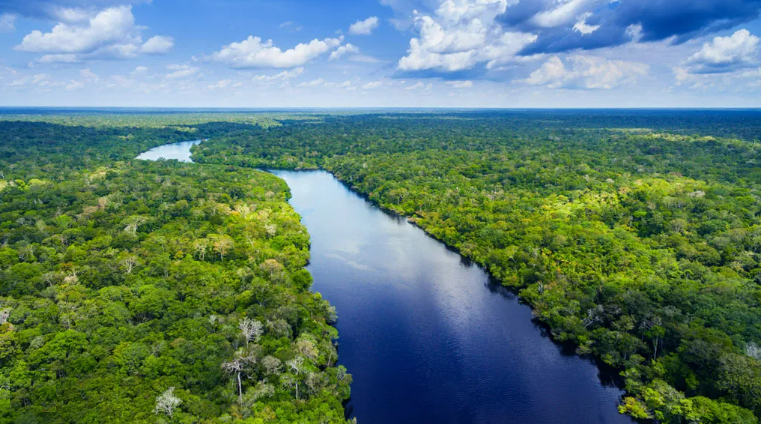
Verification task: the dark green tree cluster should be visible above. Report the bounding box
[0,121,351,423]
[193,112,761,423]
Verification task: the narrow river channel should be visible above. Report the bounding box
[138,141,636,424]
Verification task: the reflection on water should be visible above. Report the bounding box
[136,139,201,162]
[272,170,636,424]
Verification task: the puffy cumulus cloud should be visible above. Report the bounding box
[499,0,760,55]
[349,16,380,35]
[523,55,648,89]
[397,0,537,73]
[16,6,137,53]
[382,0,760,56]
[211,35,344,68]
[141,35,174,54]
[445,80,472,88]
[671,29,761,89]
[329,43,360,60]
[684,29,760,74]
[14,5,173,61]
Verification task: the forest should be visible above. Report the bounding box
[0,109,759,424]
[0,119,351,423]
[191,110,760,424]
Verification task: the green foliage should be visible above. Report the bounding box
[194,112,761,422]
[1,110,759,423]
[0,120,350,423]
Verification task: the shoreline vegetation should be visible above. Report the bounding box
[0,109,759,424]
[0,119,352,423]
[191,111,760,424]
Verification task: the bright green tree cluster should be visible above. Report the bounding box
[0,121,351,423]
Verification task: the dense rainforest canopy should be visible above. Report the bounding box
[0,118,351,423]
[0,109,759,424]
[191,110,761,424]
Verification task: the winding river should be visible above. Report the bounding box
[139,142,636,424]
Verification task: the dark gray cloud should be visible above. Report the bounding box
[501,0,761,55]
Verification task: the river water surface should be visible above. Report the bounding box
[273,170,635,424]
[138,142,635,424]
[136,139,201,162]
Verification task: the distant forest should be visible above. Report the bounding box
[0,109,759,424]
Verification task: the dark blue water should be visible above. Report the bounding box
[272,170,636,424]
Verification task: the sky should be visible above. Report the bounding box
[0,0,759,108]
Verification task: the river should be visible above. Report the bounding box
[139,142,636,424]
[136,139,201,162]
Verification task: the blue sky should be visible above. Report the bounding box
[0,0,759,107]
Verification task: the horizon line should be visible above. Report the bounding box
[0,106,759,111]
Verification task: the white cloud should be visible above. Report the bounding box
[79,68,98,80]
[572,12,599,35]
[7,73,51,89]
[141,35,174,54]
[672,65,761,90]
[362,80,383,89]
[36,54,79,63]
[405,81,433,91]
[445,80,473,88]
[16,6,136,53]
[254,67,305,82]
[523,55,648,89]
[211,35,343,68]
[108,74,137,89]
[65,80,85,91]
[397,0,537,72]
[530,0,601,28]
[208,79,233,89]
[0,13,16,32]
[329,43,360,60]
[299,78,326,87]
[349,16,380,35]
[625,23,643,42]
[14,6,173,61]
[131,65,148,75]
[279,21,302,32]
[165,64,198,79]
[684,29,760,74]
